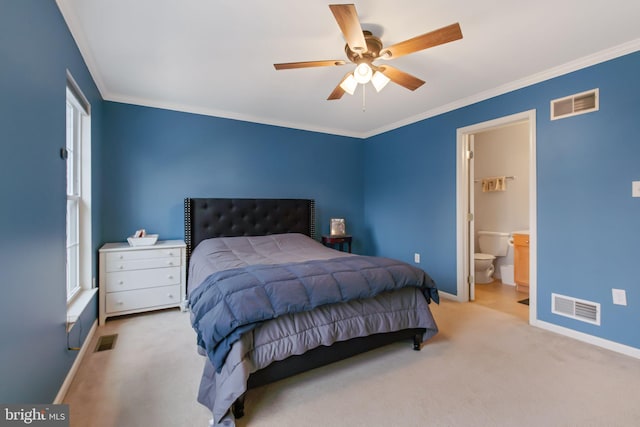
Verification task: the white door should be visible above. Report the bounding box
[467,134,476,301]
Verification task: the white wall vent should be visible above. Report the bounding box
[550,88,599,120]
[552,293,600,325]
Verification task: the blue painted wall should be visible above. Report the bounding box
[364,51,640,349]
[101,103,365,251]
[2,1,638,405]
[0,2,102,403]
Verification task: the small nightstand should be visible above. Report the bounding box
[98,240,186,325]
[322,235,352,253]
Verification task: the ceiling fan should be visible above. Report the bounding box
[274,4,463,100]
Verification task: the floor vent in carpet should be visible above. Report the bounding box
[95,334,118,352]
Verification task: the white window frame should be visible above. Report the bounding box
[65,72,93,315]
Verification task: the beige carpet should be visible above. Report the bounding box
[64,300,640,427]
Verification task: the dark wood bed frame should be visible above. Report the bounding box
[184,197,426,418]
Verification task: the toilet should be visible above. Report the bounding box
[474,231,510,284]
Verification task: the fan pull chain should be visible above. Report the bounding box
[362,84,366,112]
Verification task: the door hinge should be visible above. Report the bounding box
[466,212,474,221]
[467,275,474,285]
[466,150,474,160]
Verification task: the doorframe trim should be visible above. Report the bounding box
[455,110,538,323]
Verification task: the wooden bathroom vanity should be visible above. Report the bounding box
[513,233,530,294]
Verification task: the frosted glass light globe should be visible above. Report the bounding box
[353,63,373,84]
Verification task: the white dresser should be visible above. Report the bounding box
[98,240,186,325]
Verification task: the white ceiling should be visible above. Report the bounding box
[57,0,640,138]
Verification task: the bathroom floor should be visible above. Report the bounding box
[473,279,529,322]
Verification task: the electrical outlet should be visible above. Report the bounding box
[612,289,627,306]
[414,253,420,263]
[632,181,640,198]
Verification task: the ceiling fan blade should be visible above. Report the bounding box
[378,65,425,91]
[380,23,463,60]
[327,72,353,100]
[274,60,346,70]
[329,4,367,53]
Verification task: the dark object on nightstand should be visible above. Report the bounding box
[322,235,352,253]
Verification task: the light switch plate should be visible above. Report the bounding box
[414,253,420,263]
[632,181,640,198]
[612,289,627,306]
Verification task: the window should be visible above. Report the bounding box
[66,95,80,300]
[65,72,91,305]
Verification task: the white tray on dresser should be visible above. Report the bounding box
[98,239,186,325]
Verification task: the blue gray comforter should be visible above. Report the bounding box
[189,255,438,372]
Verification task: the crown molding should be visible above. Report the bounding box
[55,2,640,141]
[103,93,367,139]
[56,0,108,99]
[363,38,640,138]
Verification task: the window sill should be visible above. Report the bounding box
[67,288,98,325]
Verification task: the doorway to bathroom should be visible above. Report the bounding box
[456,110,537,323]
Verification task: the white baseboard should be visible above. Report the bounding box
[536,319,640,360]
[439,290,463,302]
[436,290,638,359]
[54,319,98,403]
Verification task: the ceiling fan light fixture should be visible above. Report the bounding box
[274,5,463,101]
[340,74,358,95]
[353,63,373,84]
[371,71,390,92]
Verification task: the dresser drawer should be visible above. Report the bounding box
[106,256,181,272]
[106,247,180,265]
[105,285,181,314]
[105,266,181,292]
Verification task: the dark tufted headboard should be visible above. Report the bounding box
[184,198,316,269]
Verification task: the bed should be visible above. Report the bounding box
[184,198,439,426]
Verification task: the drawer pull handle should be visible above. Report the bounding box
[119,281,124,285]
[117,301,123,305]
[168,252,174,256]
[168,294,174,298]
[119,255,124,259]
[119,265,124,270]
[168,275,174,280]
[168,261,174,266]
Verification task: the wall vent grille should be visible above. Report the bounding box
[552,293,600,325]
[550,89,599,120]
